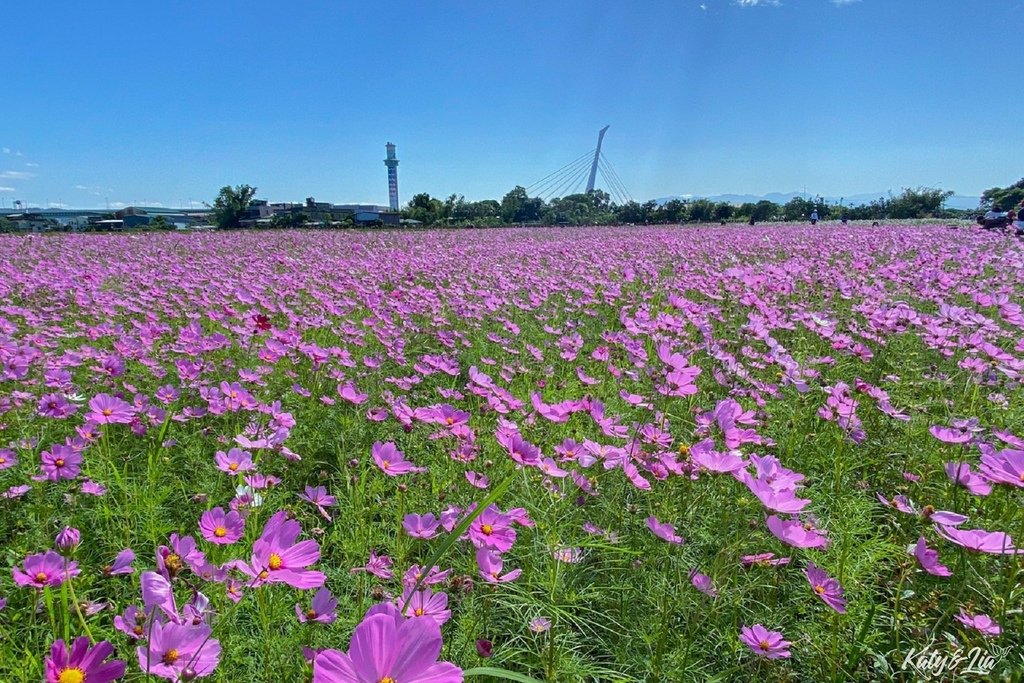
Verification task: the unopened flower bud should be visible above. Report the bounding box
[56,526,81,553]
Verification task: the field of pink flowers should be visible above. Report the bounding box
[0,225,1022,682]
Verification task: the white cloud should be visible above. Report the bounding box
[0,186,15,192]
[831,0,860,5]
[0,170,33,179]
[25,162,39,167]
[1,148,9,154]
[735,0,781,6]
[74,184,90,190]
[109,201,127,209]
[48,202,68,208]
[14,151,22,157]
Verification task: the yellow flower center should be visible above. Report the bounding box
[268,553,283,570]
[35,572,48,583]
[481,524,494,535]
[165,554,183,574]
[814,585,826,595]
[102,408,112,416]
[58,668,86,683]
[678,443,690,455]
[258,570,269,580]
[306,609,318,619]
[414,607,425,616]
[54,458,65,467]
[134,625,145,636]
[382,460,391,470]
[759,640,771,651]
[379,678,397,683]
[214,526,228,538]
[228,462,239,471]
[445,417,454,425]
[0,457,6,464]
[163,648,180,665]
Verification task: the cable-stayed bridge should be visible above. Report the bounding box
[525,126,633,204]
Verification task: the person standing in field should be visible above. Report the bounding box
[810,209,819,225]
[1014,200,1024,236]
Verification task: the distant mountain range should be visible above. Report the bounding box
[654,192,981,211]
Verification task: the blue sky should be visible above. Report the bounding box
[2,0,1020,209]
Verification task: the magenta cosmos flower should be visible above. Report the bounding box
[40,445,82,481]
[214,447,253,475]
[689,569,717,597]
[397,588,451,626]
[476,548,523,584]
[469,505,517,552]
[944,462,992,496]
[979,448,1024,488]
[137,621,221,680]
[804,562,847,613]
[913,537,951,577]
[46,637,125,683]
[372,441,424,476]
[351,551,393,580]
[312,605,462,683]
[403,513,441,539]
[646,516,684,544]
[86,393,135,425]
[766,515,829,549]
[198,507,245,545]
[955,610,1001,636]
[13,550,80,588]
[296,586,338,624]
[300,485,336,520]
[935,525,1024,554]
[740,624,792,659]
[245,510,325,588]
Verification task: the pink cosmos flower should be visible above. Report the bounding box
[934,525,1024,554]
[646,516,684,545]
[740,624,791,659]
[40,444,82,481]
[45,637,125,683]
[0,448,17,469]
[689,569,717,597]
[742,472,811,513]
[944,462,992,496]
[38,393,77,419]
[244,510,326,588]
[403,513,441,539]
[397,588,451,626]
[528,617,552,633]
[299,485,336,520]
[198,507,245,545]
[766,515,829,549]
[913,537,951,577]
[137,621,221,680]
[103,548,135,576]
[402,565,451,589]
[804,562,847,613]
[741,553,791,567]
[337,383,368,405]
[297,586,338,624]
[13,550,80,588]
[476,548,523,584]
[312,605,462,683]
[465,471,489,489]
[372,441,425,476]
[929,425,972,443]
[955,610,1001,636]
[979,448,1024,488]
[214,448,253,475]
[351,551,393,580]
[87,393,136,425]
[690,440,746,474]
[469,505,517,552]
[114,605,148,640]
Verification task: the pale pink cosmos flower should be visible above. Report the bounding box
[646,516,684,545]
[944,462,992,496]
[766,515,829,549]
[740,624,791,659]
[913,537,951,577]
[935,525,1024,554]
[955,610,1001,636]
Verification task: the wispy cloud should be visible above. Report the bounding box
[0,170,34,180]
[25,162,39,167]
[735,0,781,6]
[1,148,9,154]
[831,0,860,5]
[0,186,15,192]
[74,184,90,190]
[47,202,68,208]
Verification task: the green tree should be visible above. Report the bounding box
[712,202,734,222]
[403,193,444,225]
[686,199,715,223]
[980,178,1024,211]
[148,215,171,230]
[0,216,13,232]
[211,184,258,230]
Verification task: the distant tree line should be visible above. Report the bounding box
[401,186,968,226]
